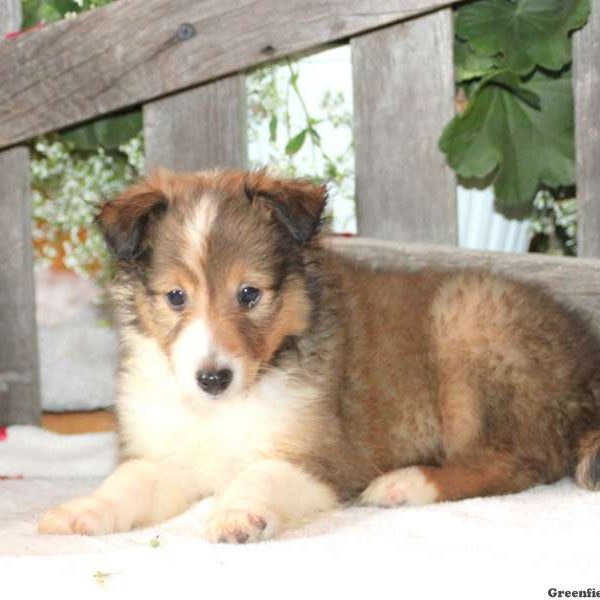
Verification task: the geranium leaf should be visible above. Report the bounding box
[439,71,574,213]
[476,71,541,109]
[456,0,590,75]
[454,38,500,82]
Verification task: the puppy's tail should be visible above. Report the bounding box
[575,429,600,491]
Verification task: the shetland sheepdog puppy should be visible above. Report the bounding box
[39,169,600,543]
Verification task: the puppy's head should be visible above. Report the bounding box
[98,169,325,400]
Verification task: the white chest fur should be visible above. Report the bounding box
[116,332,316,497]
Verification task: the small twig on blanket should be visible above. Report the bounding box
[93,571,119,586]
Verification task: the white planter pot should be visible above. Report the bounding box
[36,270,117,412]
[457,186,531,253]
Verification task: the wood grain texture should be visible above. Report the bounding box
[0,0,40,426]
[144,75,247,172]
[0,0,460,148]
[351,10,457,244]
[0,148,40,425]
[574,5,600,258]
[329,236,600,332]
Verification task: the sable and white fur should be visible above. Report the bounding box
[39,169,600,543]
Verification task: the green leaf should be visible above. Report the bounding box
[61,112,143,151]
[268,115,278,143]
[476,71,541,109]
[454,38,499,82]
[439,71,574,213]
[285,129,307,155]
[456,0,590,75]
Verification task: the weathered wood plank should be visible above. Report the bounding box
[330,236,600,332]
[0,0,461,149]
[0,0,20,32]
[0,0,40,426]
[351,10,457,244]
[144,75,247,172]
[574,6,600,258]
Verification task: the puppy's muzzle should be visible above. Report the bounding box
[196,368,233,395]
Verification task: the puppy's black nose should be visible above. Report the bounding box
[196,368,233,395]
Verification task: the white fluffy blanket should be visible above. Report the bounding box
[0,426,597,599]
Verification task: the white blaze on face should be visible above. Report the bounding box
[171,318,244,399]
[186,194,218,258]
[172,319,214,399]
[170,195,248,399]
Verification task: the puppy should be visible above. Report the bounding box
[39,169,600,543]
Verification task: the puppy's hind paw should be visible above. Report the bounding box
[359,466,439,507]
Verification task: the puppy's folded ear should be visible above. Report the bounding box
[97,180,168,263]
[246,173,327,244]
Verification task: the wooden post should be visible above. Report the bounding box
[0,0,40,425]
[143,75,247,171]
[574,4,600,258]
[351,9,457,244]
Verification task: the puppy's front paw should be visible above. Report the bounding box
[205,506,280,544]
[360,466,439,507]
[38,496,126,535]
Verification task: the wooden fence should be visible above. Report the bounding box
[0,0,599,425]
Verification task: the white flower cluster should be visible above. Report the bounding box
[31,135,144,278]
[529,190,577,255]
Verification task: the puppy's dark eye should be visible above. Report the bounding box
[237,286,261,309]
[166,288,187,310]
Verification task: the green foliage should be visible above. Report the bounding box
[440,71,574,218]
[441,0,590,216]
[455,0,589,74]
[454,38,498,82]
[61,111,143,151]
[21,0,113,28]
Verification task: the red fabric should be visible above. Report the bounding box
[0,427,22,479]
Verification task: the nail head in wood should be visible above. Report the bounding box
[176,22,196,42]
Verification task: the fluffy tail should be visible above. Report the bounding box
[575,430,600,491]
